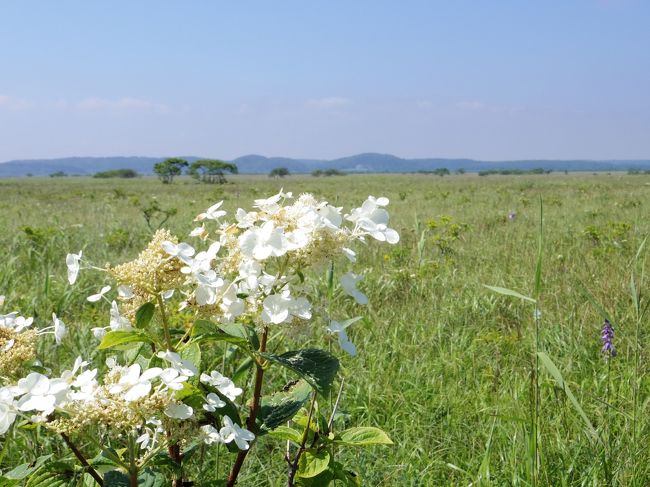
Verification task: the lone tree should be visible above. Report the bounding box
[188,159,238,184]
[269,167,290,178]
[153,158,188,184]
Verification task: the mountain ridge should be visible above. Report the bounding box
[1,153,650,177]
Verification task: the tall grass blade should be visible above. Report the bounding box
[483,285,536,303]
[537,352,598,442]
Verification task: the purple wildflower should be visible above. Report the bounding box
[601,319,616,358]
[508,211,517,221]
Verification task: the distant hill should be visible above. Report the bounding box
[1,153,650,177]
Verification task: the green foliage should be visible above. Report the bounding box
[49,171,67,177]
[137,197,177,229]
[427,215,469,255]
[98,330,154,350]
[269,167,290,178]
[478,168,550,176]
[93,169,139,178]
[153,157,188,184]
[188,159,238,184]
[262,349,339,395]
[335,427,394,446]
[259,380,312,431]
[311,169,345,177]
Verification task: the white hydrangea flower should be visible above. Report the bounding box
[203,392,226,412]
[161,241,196,265]
[201,424,223,445]
[200,371,242,401]
[157,350,197,377]
[195,201,226,221]
[340,273,368,305]
[164,403,193,420]
[87,285,111,303]
[0,387,17,434]
[239,221,288,260]
[66,251,82,285]
[220,415,255,450]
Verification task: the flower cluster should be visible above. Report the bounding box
[0,191,399,484]
[178,192,399,344]
[0,311,66,379]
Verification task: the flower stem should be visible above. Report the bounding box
[156,294,173,351]
[60,432,104,486]
[287,392,317,486]
[226,326,269,486]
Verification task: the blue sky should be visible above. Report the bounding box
[1,1,648,161]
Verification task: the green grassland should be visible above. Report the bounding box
[1,173,649,485]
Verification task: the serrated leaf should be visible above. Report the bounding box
[297,450,330,479]
[137,469,166,487]
[262,349,339,395]
[104,470,130,487]
[258,380,312,431]
[135,302,155,329]
[267,425,304,444]
[330,462,361,487]
[336,427,393,446]
[98,330,153,350]
[483,285,536,303]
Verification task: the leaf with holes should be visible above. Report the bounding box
[259,380,312,431]
[262,349,339,395]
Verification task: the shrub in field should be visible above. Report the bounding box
[188,159,238,184]
[94,169,139,179]
[153,158,188,184]
[0,191,398,486]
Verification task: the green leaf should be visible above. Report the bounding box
[137,469,166,487]
[98,330,153,350]
[191,320,255,354]
[330,462,362,487]
[262,349,339,395]
[537,352,598,442]
[25,462,74,487]
[297,450,330,479]
[180,342,201,374]
[336,427,394,446]
[135,302,156,329]
[267,425,304,444]
[259,380,312,431]
[3,455,52,480]
[483,285,536,304]
[104,470,130,487]
[218,322,260,349]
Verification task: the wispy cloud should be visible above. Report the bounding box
[0,95,33,111]
[75,97,169,113]
[456,100,524,114]
[306,96,351,109]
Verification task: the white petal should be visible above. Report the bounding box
[165,403,193,420]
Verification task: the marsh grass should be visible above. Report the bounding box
[1,173,649,485]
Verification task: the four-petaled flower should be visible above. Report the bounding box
[220,415,255,450]
[66,251,82,285]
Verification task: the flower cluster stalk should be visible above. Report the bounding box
[227,327,269,486]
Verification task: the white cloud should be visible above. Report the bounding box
[76,97,169,113]
[456,100,524,115]
[0,95,33,111]
[306,96,351,109]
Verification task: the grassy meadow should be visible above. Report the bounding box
[1,173,649,485]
